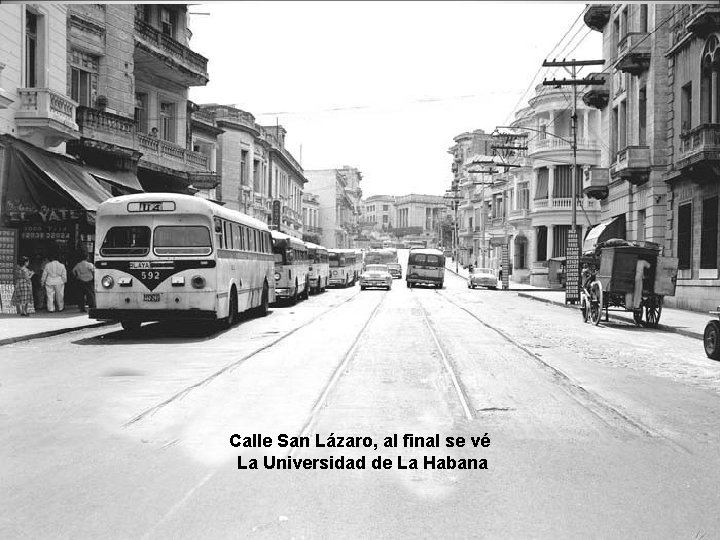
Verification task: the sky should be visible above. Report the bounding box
[187,1,603,199]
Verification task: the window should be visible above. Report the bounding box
[134,93,148,133]
[701,36,719,124]
[100,226,151,257]
[681,83,692,132]
[535,168,549,199]
[638,86,647,146]
[25,10,38,87]
[383,215,389,224]
[154,226,212,256]
[553,225,569,258]
[637,209,646,243]
[253,159,261,192]
[70,50,99,108]
[160,7,176,38]
[241,150,248,186]
[611,106,619,157]
[382,205,389,211]
[619,100,627,150]
[677,203,692,270]
[518,182,530,210]
[536,226,547,262]
[620,7,628,40]
[639,4,648,33]
[159,101,175,142]
[701,197,718,269]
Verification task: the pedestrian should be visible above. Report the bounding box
[149,127,159,138]
[11,255,34,317]
[42,250,67,312]
[72,250,95,312]
[30,253,48,311]
[498,267,503,289]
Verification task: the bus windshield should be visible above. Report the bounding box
[329,253,344,267]
[272,239,294,264]
[100,226,151,257]
[153,226,212,256]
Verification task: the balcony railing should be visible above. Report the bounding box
[686,4,720,38]
[676,124,720,177]
[615,32,651,74]
[583,167,610,200]
[533,197,600,211]
[74,106,137,150]
[528,137,599,155]
[134,17,209,85]
[611,146,651,184]
[138,133,209,170]
[15,88,79,146]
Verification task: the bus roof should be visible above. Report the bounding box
[270,229,306,248]
[409,248,444,256]
[96,193,270,230]
[305,241,328,252]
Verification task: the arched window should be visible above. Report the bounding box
[700,34,720,124]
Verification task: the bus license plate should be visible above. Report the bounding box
[143,293,160,302]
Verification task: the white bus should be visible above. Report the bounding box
[406,248,446,289]
[90,193,275,330]
[270,230,310,304]
[328,249,357,287]
[306,241,329,294]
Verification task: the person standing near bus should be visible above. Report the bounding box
[42,250,67,312]
[72,250,95,312]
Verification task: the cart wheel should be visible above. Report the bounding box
[643,296,663,328]
[632,309,643,326]
[589,281,603,326]
[580,295,589,323]
[704,320,720,360]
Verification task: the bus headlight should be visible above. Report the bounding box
[101,275,114,289]
[191,275,206,289]
[274,272,281,281]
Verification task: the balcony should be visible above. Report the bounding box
[610,146,651,185]
[583,4,611,32]
[459,199,474,210]
[582,72,609,110]
[138,132,210,172]
[686,4,720,38]
[15,88,79,147]
[614,32,651,75]
[508,208,530,222]
[72,106,137,151]
[583,167,610,200]
[134,18,209,87]
[676,124,720,184]
[528,137,599,156]
[533,197,601,212]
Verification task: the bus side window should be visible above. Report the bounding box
[232,223,241,251]
[214,217,223,248]
[224,221,232,250]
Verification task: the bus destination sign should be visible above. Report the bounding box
[127,201,176,212]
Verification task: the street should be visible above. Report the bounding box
[2,261,720,539]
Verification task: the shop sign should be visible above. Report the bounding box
[20,224,71,242]
[5,200,83,223]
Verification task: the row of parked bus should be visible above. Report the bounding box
[89,193,366,331]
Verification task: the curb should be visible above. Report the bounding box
[0,321,115,346]
[516,292,703,340]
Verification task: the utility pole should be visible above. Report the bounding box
[542,58,604,305]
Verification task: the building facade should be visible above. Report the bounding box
[304,168,358,248]
[302,192,322,244]
[362,194,396,232]
[663,4,720,311]
[394,194,446,248]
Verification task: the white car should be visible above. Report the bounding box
[360,264,392,290]
[468,268,498,289]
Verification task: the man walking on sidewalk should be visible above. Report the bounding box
[42,250,67,312]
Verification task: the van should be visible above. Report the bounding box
[406,248,445,289]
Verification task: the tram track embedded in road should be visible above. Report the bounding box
[431,287,692,453]
[123,289,364,428]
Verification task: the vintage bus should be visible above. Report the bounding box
[406,248,446,289]
[306,241,329,294]
[90,193,275,331]
[328,249,357,287]
[364,248,397,268]
[270,230,311,304]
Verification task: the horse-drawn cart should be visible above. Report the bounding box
[580,243,678,327]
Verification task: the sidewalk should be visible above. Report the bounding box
[0,309,113,346]
[446,261,709,340]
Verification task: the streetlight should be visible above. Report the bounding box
[493,125,581,303]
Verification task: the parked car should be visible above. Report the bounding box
[387,263,402,279]
[360,264,393,291]
[468,268,498,289]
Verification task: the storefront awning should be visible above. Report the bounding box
[12,139,113,211]
[84,165,143,193]
[582,216,625,252]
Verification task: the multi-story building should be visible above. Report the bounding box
[447,129,495,266]
[524,83,603,286]
[304,168,359,248]
[199,104,305,237]
[362,194,396,232]
[188,101,223,200]
[662,4,720,311]
[394,194,446,248]
[131,4,216,193]
[302,192,322,244]
[338,165,363,234]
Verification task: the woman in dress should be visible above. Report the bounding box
[12,255,34,316]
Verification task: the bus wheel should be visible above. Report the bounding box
[225,288,238,328]
[121,320,141,332]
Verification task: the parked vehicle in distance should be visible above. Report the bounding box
[406,248,445,289]
[306,242,329,294]
[360,264,393,291]
[387,262,402,279]
[468,268,498,289]
[328,249,357,287]
[271,230,310,304]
